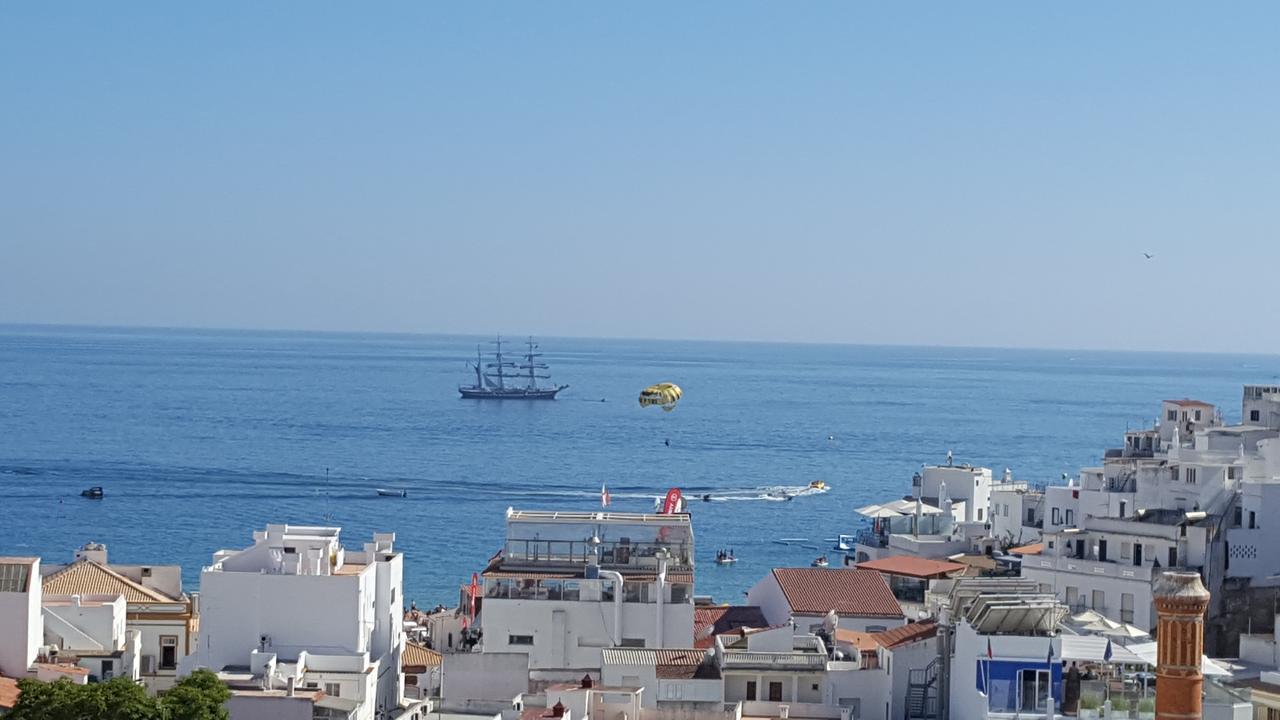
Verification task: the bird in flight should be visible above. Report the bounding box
[1143,252,1155,260]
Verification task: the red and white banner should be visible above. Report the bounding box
[660,487,683,514]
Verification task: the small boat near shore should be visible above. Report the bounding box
[376,488,407,498]
[811,556,829,567]
[80,486,104,499]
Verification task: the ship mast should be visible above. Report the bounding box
[487,335,515,389]
[519,336,552,390]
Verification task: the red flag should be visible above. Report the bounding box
[469,573,479,619]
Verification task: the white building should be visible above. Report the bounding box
[476,509,696,686]
[1021,387,1280,645]
[41,542,196,692]
[0,557,41,678]
[182,524,413,720]
[854,463,1002,564]
[42,592,141,683]
[746,567,905,634]
[988,471,1044,550]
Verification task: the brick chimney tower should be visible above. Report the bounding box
[1153,571,1211,720]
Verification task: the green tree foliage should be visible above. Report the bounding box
[7,670,229,720]
[159,670,230,720]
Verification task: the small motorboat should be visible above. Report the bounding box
[715,550,737,565]
[80,486,104,499]
[832,534,853,552]
[809,480,827,491]
[376,488,407,498]
[811,556,829,568]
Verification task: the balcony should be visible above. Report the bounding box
[721,651,828,672]
[502,539,692,569]
[855,530,887,549]
[1026,555,1154,582]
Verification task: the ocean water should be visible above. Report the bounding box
[0,325,1275,606]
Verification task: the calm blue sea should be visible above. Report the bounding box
[1,325,1275,606]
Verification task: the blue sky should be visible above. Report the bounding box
[2,3,1278,351]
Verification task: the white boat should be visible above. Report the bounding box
[832,534,853,551]
[376,488,407,497]
[811,556,829,568]
[715,556,737,565]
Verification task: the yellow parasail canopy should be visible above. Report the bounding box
[639,382,682,412]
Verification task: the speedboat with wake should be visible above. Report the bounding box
[376,488,407,497]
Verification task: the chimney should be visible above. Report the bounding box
[551,702,566,718]
[581,674,593,689]
[1154,571,1211,720]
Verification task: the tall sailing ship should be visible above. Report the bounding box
[459,336,569,400]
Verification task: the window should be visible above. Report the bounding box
[101,659,115,680]
[1250,511,1257,529]
[1026,508,1035,524]
[1229,466,1241,480]
[1167,410,1178,422]
[1252,410,1262,423]
[1052,508,1060,525]
[1047,540,1054,550]
[866,625,887,633]
[1003,504,1009,517]
[619,638,645,648]
[159,636,178,670]
[141,567,152,578]
[1121,593,1135,624]
[1234,506,1243,527]
[1065,509,1074,526]
[1120,542,1131,560]
[508,634,534,646]
[1194,409,1202,421]
[1019,669,1051,712]
[1065,586,1078,608]
[1091,589,1105,612]
[746,681,757,701]
[811,683,820,691]
[977,508,984,521]
[1186,468,1197,484]
[325,683,341,697]
[768,682,783,702]
[1119,501,1126,518]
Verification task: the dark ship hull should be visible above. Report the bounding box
[459,385,567,400]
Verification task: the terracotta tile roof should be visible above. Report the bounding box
[402,642,441,670]
[833,629,881,653]
[856,556,967,579]
[1008,542,1043,556]
[0,676,20,710]
[42,560,177,604]
[694,606,768,648]
[770,568,903,618]
[870,621,937,649]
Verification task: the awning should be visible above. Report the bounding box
[1126,642,1232,676]
[1059,635,1149,666]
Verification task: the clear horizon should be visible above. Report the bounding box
[8,320,1280,359]
[3,3,1278,353]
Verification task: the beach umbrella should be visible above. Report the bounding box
[856,504,902,518]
